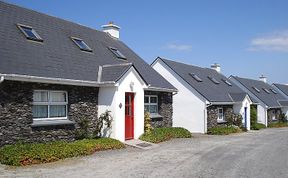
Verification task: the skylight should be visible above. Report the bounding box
[271,89,278,94]
[222,79,232,86]
[71,37,92,52]
[252,86,260,93]
[17,24,43,42]
[263,88,271,94]
[109,47,126,59]
[208,76,220,84]
[189,73,202,82]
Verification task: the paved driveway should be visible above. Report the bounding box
[1,128,288,178]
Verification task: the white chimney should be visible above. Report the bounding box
[101,22,120,39]
[211,63,221,73]
[259,75,267,83]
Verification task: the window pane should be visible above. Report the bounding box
[50,105,66,117]
[144,96,149,103]
[33,91,48,102]
[150,97,157,103]
[144,105,149,112]
[149,105,157,113]
[33,105,48,118]
[50,92,66,102]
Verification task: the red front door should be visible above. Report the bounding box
[125,92,134,140]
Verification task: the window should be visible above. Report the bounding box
[208,76,220,84]
[71,37,92,52]
[252,86,260,93]
[144,95,158,114]
[109,47,126,59]
[217,108,224,121]
[17,24,43,42]
[33,90,68,120]
[189,73,202,82]
[263,88,271,94]
[222,79,232,86]
[271,89,278,94]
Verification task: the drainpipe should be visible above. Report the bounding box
[0,76,4,83]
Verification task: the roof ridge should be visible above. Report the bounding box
[102,63,132,68]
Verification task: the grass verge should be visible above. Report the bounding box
[207,126,242,135]
[268,122,288,128]
[0,138,125,166]
[251,123,266,130]
[139,127,192,143]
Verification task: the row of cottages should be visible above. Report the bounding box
[230,76,288,126]
[0,2,176,146]
[152,57,252,133]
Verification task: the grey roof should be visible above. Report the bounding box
[232,76,288,108]
[158,57,248,103]
[278,100,288,107]
[101,64,132,82]
[0,2,175,91]
[273,83,288,97]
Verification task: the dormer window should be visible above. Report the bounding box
[109,47,126,59]
[222,79,232,86]
[263,88,271,94]
[252,86,260,93]
[271,89,278,94]
[208,76,220,84]
[189,73,202,82]
[17,24,43,42]
[71,37,92,52]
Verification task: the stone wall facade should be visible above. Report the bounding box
[144,91,173,128]
[267,108,282,124]
[207,105,234,129]
[0,80,99,146]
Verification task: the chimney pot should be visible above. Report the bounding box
[101,22,120,39]
[211,63,221,73]
[259,75,267,83]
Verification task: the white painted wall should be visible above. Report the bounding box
[152,59,207,133]
[98,67,146,142]
[282,107,288,118]
[233,96,251,130]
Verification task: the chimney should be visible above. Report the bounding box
[101,21,120,39]
[211,63,221,73]
[259,75,267,83]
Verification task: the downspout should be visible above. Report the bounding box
[0,76,4,83]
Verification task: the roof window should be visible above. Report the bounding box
[222,79,232,86]
[189,73,202,82]
[109,47,126,59]
[263,88,271,94]
[252,86,260,93]
[17,24,43,42]
[71,37,92,52]
[208,76,220,84]
[271,89,278,94]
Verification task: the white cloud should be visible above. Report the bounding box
[248,31,288,52]
[163,43,192,51]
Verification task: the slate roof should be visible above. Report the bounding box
[273,83,288,97]
[0,2,176,91]
[231,76,288,108]
[158,57,248,103]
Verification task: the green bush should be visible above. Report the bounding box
[268,122,288,128]
[207,126,242,135]
[139,127,192,143]
[251,123,266,130]
[0,138,125,166]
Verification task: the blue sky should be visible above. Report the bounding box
[6,0,288,84]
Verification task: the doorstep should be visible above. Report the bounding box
[124,139,159,150]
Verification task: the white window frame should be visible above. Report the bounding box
[217,107,224,122]
[144,95,158,114]
[33,90,68,120]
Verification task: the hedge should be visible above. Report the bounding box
[207,126,242,135]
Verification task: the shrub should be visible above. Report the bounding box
[95,110,113,137]
[139,127,192,143]
[144,111,152,133]
[226,113,243,128]
[0,138,124,166]
[75,117,90,140]
[251,123,266,130]
[268,122,288,128]
[207,126,242,135]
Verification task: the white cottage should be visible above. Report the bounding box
[152,57,252,133]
